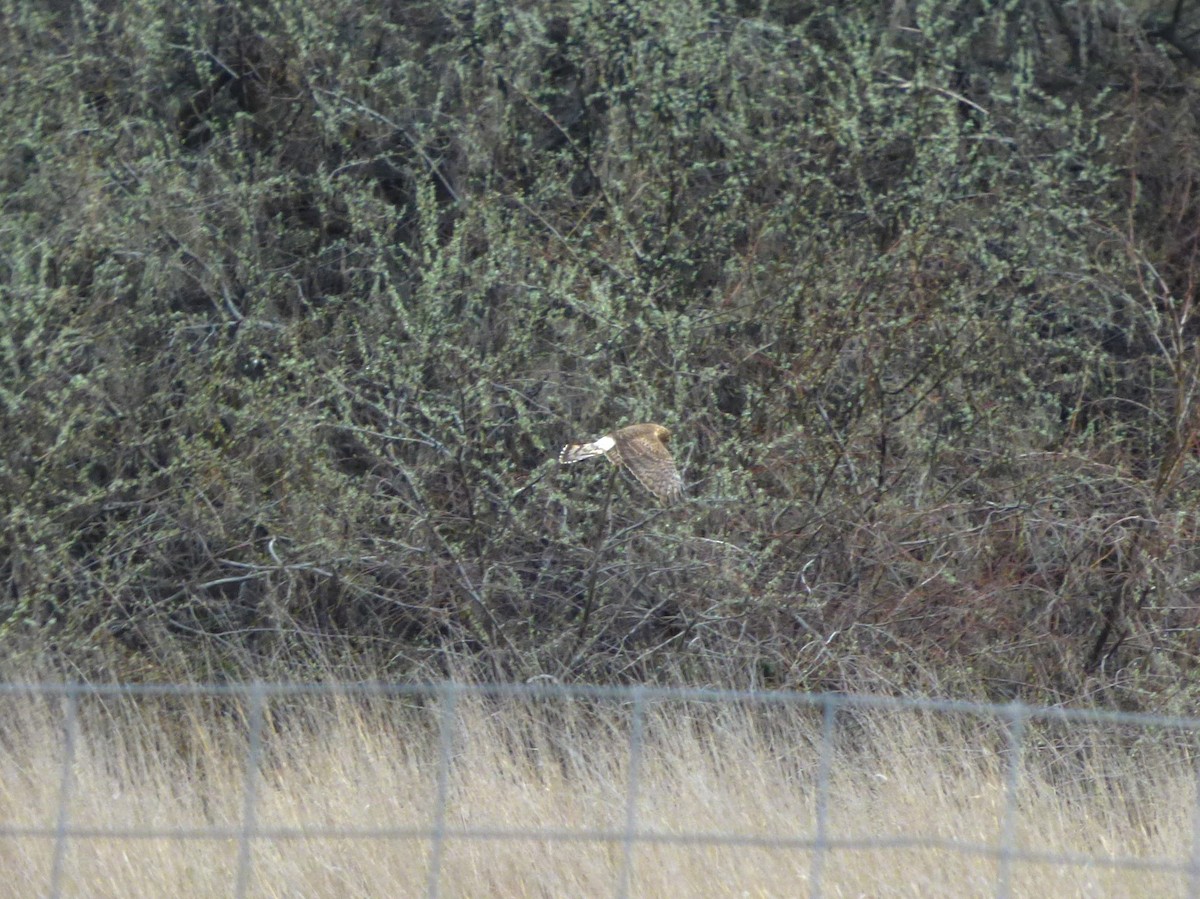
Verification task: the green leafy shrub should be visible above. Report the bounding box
[2,0,1200,709]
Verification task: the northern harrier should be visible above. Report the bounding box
[559,422,684,504]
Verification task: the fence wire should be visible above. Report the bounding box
[0,681,1197,898]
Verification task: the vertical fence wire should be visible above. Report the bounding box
[616,685,646,899]
[47,687,78,899]
[426,682,458,899]
[809,693,837,899]
[995,704,1027,899]
[1190,736,1200,899]
[234,681,266,899]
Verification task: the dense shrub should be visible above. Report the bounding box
[3,0,1200,708]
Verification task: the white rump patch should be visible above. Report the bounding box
[594,435,616,452]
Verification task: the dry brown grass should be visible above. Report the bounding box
[0,688,1192,898]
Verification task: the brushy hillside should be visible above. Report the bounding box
[0,686,1192,897]
[4,1,1200,707]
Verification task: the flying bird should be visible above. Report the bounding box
[559,422,684,504]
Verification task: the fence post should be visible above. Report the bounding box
[810,693,837,899]
[426,682,458,899]
[234,681,266,899]
[48,686,79,899]
[996,703,1027,899]
[616,685,646,899]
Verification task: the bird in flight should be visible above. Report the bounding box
[559,422,684,504]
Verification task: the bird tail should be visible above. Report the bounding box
[559,441,607,464]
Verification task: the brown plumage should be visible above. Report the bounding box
[559,422,684,504]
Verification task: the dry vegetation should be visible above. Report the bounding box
[8,2,1200,890]
[0,685,1193,898]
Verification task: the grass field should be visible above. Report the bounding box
[0,685,1192,898]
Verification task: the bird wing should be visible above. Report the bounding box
[620,434,683,503]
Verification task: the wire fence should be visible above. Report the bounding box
[1,681,1198,898]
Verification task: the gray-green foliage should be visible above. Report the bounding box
[1,0,1197,704]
